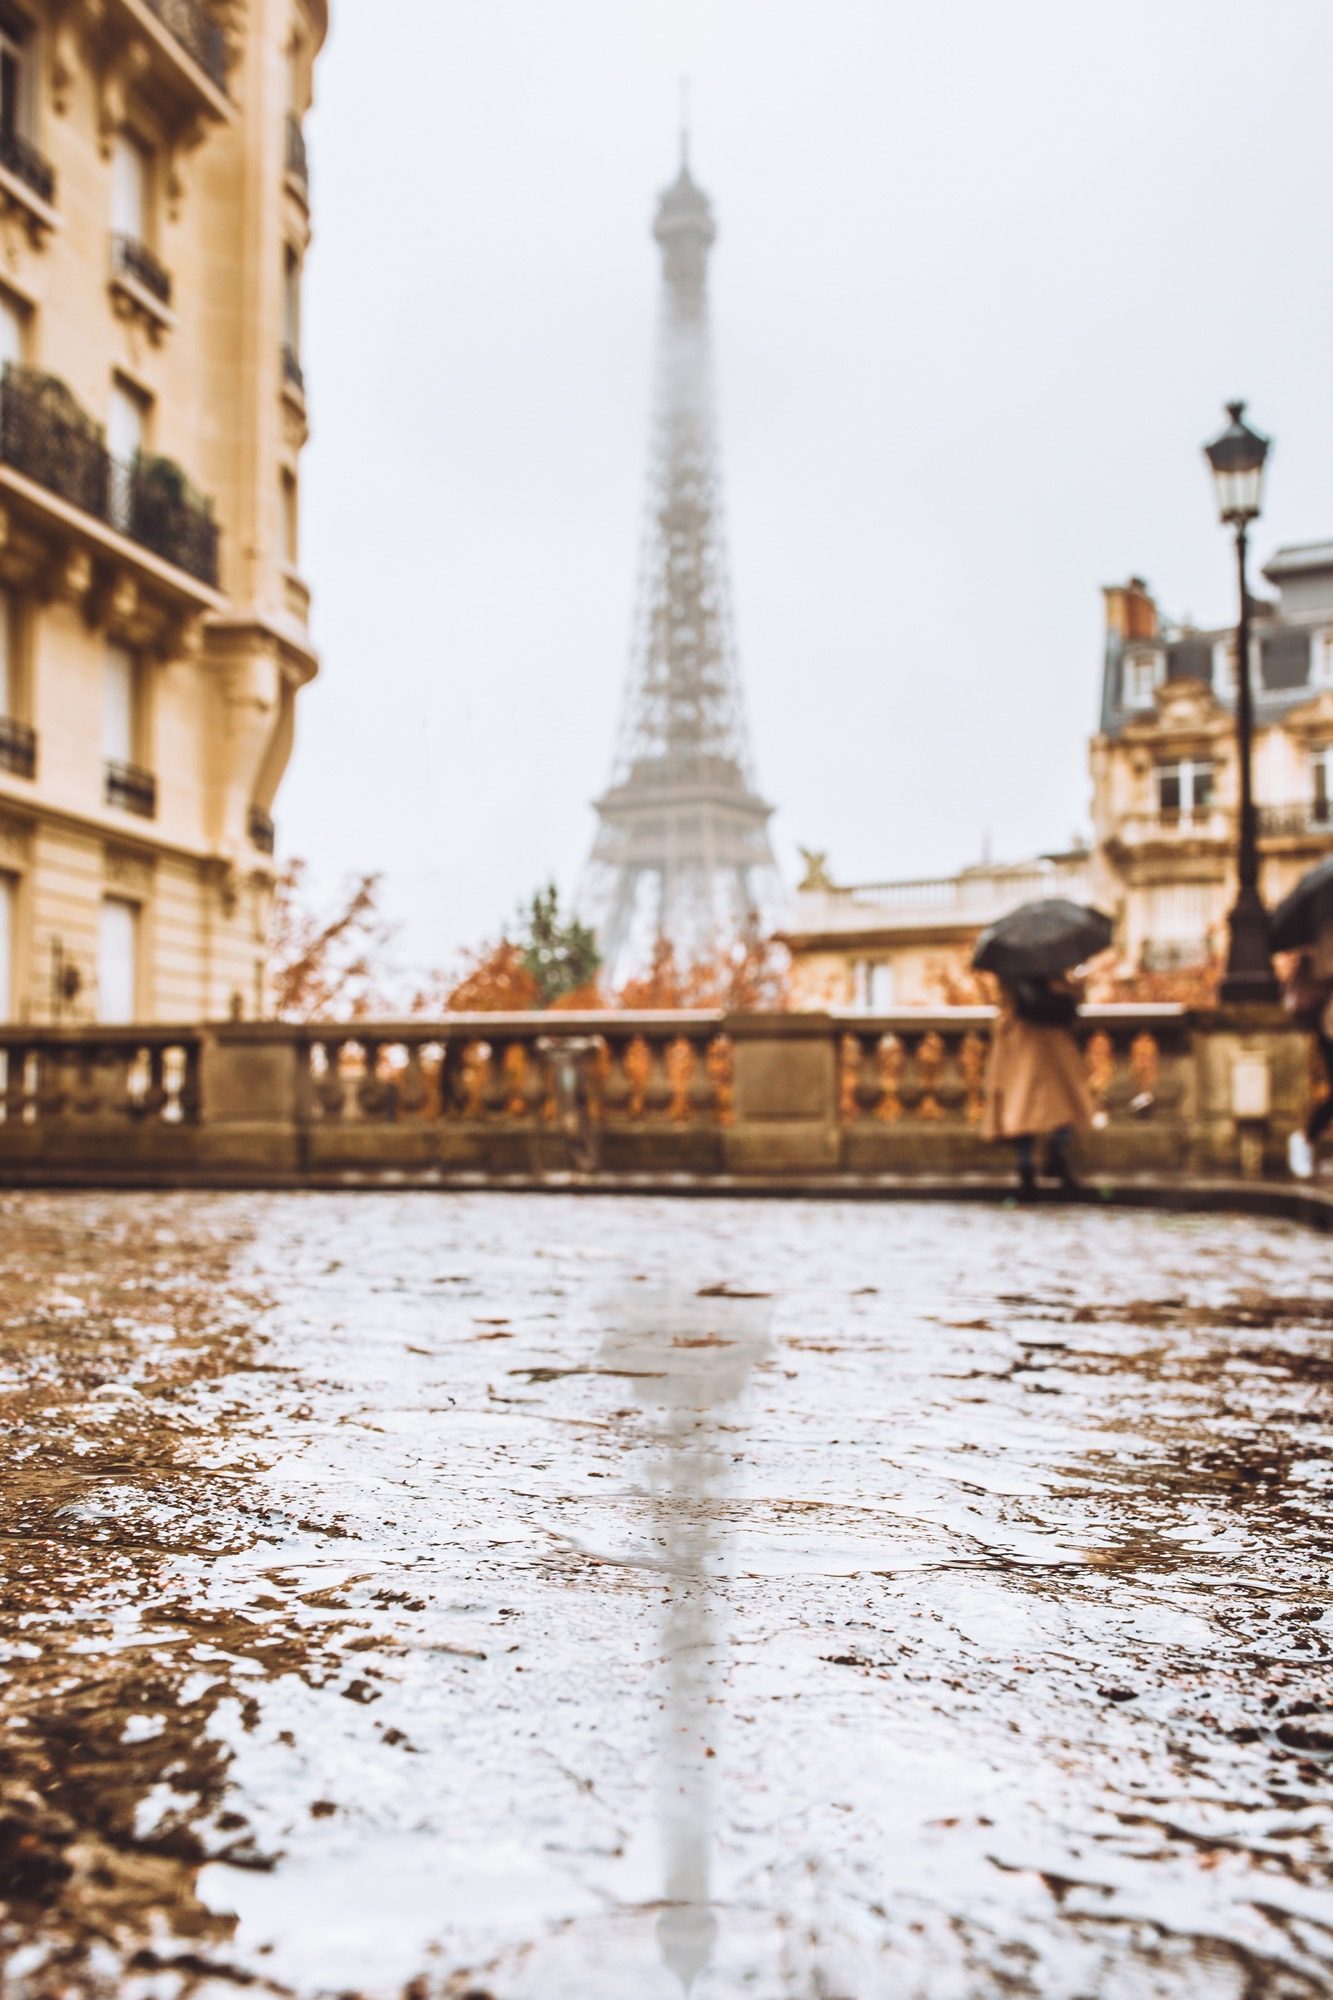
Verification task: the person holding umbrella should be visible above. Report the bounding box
[973,899,1112,1200]
[1270,858,1333,1179]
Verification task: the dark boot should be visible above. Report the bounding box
[1044,1138,1080,1193]
[1016,1161,1039,1202]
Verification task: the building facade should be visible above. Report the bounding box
[0,0,324,1024]
[1091,552,1333,971]
[784,849,1092,1009]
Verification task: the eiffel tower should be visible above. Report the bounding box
[583,135,779,983]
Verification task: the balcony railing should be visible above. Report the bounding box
[1114,809,1233,845]
[248,804,275,854]
[0,127,56,207]
[143,0,230,93]
[281,343,305,396]
[105,760,156,818]
[112,232,173,307]
[0,715,35,779]
[1257,804,1333,839]
[286,114,309,190]
[0,369,219,587]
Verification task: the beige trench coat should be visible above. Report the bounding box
[982,999,1095,1142]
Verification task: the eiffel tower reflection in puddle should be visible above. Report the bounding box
[600,1287,772,1993]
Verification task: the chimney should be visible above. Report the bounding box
[1103,577,1159,642]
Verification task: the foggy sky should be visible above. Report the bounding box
[285,0,1333,979]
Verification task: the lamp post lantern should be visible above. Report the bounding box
[1203,400,1280,1005]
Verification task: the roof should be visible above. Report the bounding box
[1262,542,1333,581]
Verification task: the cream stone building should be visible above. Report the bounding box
[0,0,324,1024]
[783,849,1093,1010]
[1091,557,1333,970]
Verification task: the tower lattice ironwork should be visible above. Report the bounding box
[583,142,779,982]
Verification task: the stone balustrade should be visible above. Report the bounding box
[0,1006,1315,1187]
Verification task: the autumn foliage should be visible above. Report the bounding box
[267,865,790,1019]
[268,861,393,1021]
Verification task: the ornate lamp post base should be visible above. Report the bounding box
[1219,885,1280,1006]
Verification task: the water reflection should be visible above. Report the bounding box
[600,1288,772,1993]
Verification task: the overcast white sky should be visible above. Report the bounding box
[283,0,1333,977]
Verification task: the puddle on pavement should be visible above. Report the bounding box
[1,1192,1332,1997]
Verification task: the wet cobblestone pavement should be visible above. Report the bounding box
[2,1192,1333,1998]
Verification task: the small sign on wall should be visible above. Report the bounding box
[1231,1053,1271,1121]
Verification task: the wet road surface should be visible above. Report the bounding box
[2,1191,1333,1997]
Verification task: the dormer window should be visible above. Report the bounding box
[1313,747,1333,827]
[1212,637,1237,696]
[1314,632,1333,690]
[1123,648,1165,709]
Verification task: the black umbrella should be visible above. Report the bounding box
[973,898,1114,981]
[1270,855,1333,953]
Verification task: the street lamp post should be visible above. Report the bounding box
[1204,400,1280,1006]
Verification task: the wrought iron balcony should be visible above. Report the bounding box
[0,127,56,207]
[281,343,305,396]
[0,715,35,779]
[1257,804,1333,839]
[0,368,219,587]
[112,232,173,307]
[286,114,309,190]
[248,804,275,854]
[143,0,229,93]
[105,759,156,818]
[124,452,219,584]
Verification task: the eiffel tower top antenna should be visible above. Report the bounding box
[679,75,690,168]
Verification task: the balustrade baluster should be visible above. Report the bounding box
[960,1031,988,1124]
[642,1035,674,1119]
[665,1035,697,1122]
[398,1041,429,1117]
[501,1041,530,1118]
[876,1034,904,1123]
[460,1040,492,1119]
[914,1032,946,1120]
[623,1036,652,1119]
[1083,1030,1114,1117]
[313,1038,346,1119]
[356,1040,390,1120]
[1129,1032,1160,1104]
[704,1034,734,1125]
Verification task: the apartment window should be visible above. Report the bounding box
[0,285,23,371]
[109,377,148,465]
[103,642,136,766]
[1123,649,1164,710]
[0,10,33,144]
[280,467,298,564]
[283,243,301,352]
[98,895,138,1024]
[1313,747,1333,827]
[0,585,13,715]
[108,378,150,532]
[854,959,895,1010]
[0,871,13,1023]
[112,131,150,244]
[1156,758,1215,820]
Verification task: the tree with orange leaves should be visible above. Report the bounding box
[268,861,393,1021]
